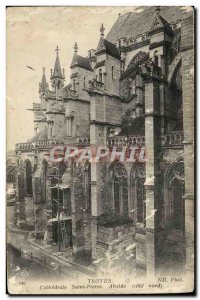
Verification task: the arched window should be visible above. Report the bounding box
[112,66,114,80]
[99,69,102,83]
[130,162,145,224]
[59,161,67,178]
[108,161,128,215]
[168,64,183,131]
[49,122,53,138]
[165,158,185,235]
[73,79,76,91]
[154,50,159,67]
[25,160,32,196]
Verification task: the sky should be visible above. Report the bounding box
[6,6,142,151]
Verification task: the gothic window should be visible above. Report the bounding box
[25,160,32,196]
[172,178,184,231]
[99,68,103,83]
[112,66,114,80]
[83,77,86,88]
[49,123,53,138]
[131,78,136,94]
[165,158,185,235]
[109,161,128,215]
[130,162,145,224]
[59,162,67,177]
[154,51,159,67]
[73,79,76,91]
[168,64,183,131]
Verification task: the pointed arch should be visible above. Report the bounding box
[167,59,183,132]
[25,159,33,196]
[99,68,103,83]
[168,53,181,85]
[130,162,146,224]
[165,157,184,187]
[164,157,185,235]
[108,161,128,215]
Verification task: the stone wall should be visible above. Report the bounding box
[104,55,120,95]
[181,9,194,274]
[96,223,136,276]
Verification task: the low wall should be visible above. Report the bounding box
[96,222,137,276]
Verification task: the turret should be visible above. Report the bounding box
[50,46,65,98]
[39,67,48,109]
[70,42,93,98]
[149,6,174,77]
[94,24,121,95]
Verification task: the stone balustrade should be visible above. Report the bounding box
[162,131,184,146]
[88,79,104,91]
[107,131,184,148]
[16,136,90,152]
[117,20,180,50]
[107,135,145,147]
[16,132,183,152]
[15,143,36,151]
[65,89,78,99]
[75,136,90,145]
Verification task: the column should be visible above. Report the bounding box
[144,78,163,275]
[90,131,102,259]
[181,11,194,275]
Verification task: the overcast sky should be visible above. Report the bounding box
[7,6,144,151]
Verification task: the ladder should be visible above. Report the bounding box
[60,220,68,248]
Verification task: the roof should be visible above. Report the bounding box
[51,53,64,79]
[71,54,92,71]
[150,13,174,36]
[39,69,48,93]
[106,6,185,43]
[27,128,48,143]
[96,37,120,59]
[120,116,145,135]
[94,60,106,69]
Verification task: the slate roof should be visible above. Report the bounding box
[94,60,106,69]
[51,53,64,79]
[120,116,145,135]
[96,38,120,59]
[27,128,48,143]
[106,6,186,43]
[39,70,47,93]
[71,54,93,71]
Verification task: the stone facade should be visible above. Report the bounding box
[14,7,194,277]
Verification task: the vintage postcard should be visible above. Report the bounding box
[6,6,195,294]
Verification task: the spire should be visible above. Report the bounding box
[74,42,78,53]
[96,23,120,59]
[51,46,64,79]
[39,67,47,93]
[155,6,160,15]
[100,23,105,37]
[70,42,79,68]
[96,23,106,52]
[150,6,173,35]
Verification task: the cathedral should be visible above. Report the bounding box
[14,7,194,276]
